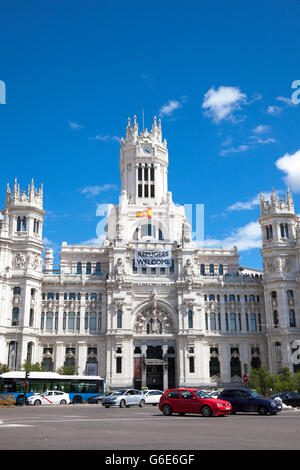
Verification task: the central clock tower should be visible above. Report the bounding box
[119,115,169,205]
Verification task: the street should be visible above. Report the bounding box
[0,404,299,450]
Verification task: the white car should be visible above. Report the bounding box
[26,391,70,406]
[143,390,164,405]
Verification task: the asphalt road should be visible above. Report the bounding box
[0,403,299,451]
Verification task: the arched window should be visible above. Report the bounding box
[86,262,91,274]
[273,310,279,328]
[287,290,294,298]
[209,294,215,301]
[200,264,205,275]
[230,355,241,378]
[17,217,21,232]
[209,264,214,275]
[219,264,223,275]
[229,294,235,302]
[22,217,26,232]
[69,293,76,300]
[13,287,21,295]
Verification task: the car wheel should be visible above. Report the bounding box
[162,404,172,416]
[119,399,126,408]
[201,405,212,417]
[258,406,268,416]
[152,404,157,406]
[60,399,67,405]
[34,399,42,406]
[139,399,145,408]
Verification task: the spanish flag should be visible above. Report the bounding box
[136,208,152,219]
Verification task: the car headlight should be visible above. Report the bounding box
[217,403,224,407]
[271,402,278,407]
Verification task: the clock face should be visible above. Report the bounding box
[142,145,151,154]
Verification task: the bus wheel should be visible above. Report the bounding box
[73,396,82,404]
[16,396,24,406]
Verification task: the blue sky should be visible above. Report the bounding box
[1,0,300,268]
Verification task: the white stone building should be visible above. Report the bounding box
[0,116,299,390]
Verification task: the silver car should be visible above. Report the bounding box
[102,389,145,408]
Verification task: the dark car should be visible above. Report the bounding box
[218,388,282,415]
[88,392,113,404]
[159,388,232,417]
[271,392,300,408]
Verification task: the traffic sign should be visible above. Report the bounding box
[242,374,248,383]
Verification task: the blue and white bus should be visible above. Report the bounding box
[0,371,105,405]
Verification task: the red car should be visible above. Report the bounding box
[159,389,232,417]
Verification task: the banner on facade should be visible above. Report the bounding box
[134,357,142,379]
[136,208,152,219]
[134,249,172,267]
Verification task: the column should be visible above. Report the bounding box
[219,343,231,384]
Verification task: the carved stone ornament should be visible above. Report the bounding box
[14,252,26,269]
[31,255,40,271]
[135,307,173,334]
[114,258,126,283]
[183,259,195,283]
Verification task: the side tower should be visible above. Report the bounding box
[0,179,45,369]
[259,189,300,373]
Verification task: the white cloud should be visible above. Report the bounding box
[226,192,272,212]
[252,124,270,134]
[202,86,247,123]
[276,96,295,106]
[275,149,300,192]
[249,135,276,144]
[90,134,120,143]
[219,144,249,157]
[79,184,118,198]
[159,99,182,118]
[203,221,261,251]
[69,121,84,130]
[267,105,282,115]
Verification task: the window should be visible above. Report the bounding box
[46,312,53,330]
[69,293,76,300]
[273,310,279,328]
[68,312,75,330]
[150,164,154,181]
[289,310,296,328]
[287,290,294,298]
[181,391,195,400]
[12,307,19,326]
[280,223,288,238]
[138,184,142,197]
[229,294,235,302]
[86,262,91,274]
[90,312,97,331]
[90,293,97,300]
[209,294,215,301]
[249,295,255,302]
[76,262,82,274]
[209,264,214,275]
[230,313,237,330]
[116,357,122,373]
[47,292,54,300]
[219,264,223,275]
[200,264,205,275]
[29,308,34,327]
[138,164,142,181]
[210,313,216,330]
[188,310,193,328]
[13,287,21,295]
[167,391,180,399]
[250,313,257,331]
[95,263,101,274]
[117,309,122,329]
[98,312,102,331]
[189,357,195,373]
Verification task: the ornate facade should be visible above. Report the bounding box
[0,117,300,390]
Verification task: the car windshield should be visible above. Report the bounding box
[249,390,264,399]
[111,390,127,396]
[193,390,211,399]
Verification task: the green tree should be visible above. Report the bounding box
[56,365,77,375]
[22,361,46,372]
[0,363,10,374]
[291,372,300,392]
[248,365,274,395]
[274,367,293,392]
